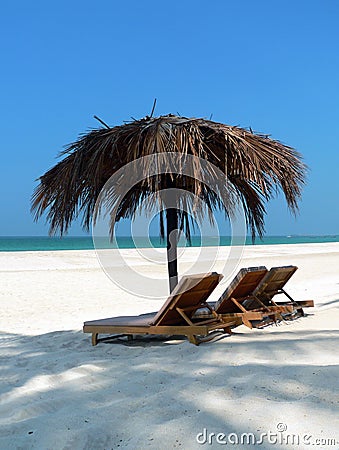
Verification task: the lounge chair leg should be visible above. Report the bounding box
[223,327,232,334]
[91,333,98,346]
[242,317,253,329]
[188,335,200,345]
[270,314,278,324]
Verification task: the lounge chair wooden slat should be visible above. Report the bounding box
[214,267,268,314]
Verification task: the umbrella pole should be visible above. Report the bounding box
[166,207,178,293]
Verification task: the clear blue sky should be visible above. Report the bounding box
[1,0,338,236]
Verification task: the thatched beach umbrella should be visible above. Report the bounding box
[31,113,306,292]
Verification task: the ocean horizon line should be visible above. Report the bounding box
[0,235,338,252]
[1,233,339,238]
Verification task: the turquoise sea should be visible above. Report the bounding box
[0,235,338,252]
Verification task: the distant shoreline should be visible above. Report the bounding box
[0,235,339,252]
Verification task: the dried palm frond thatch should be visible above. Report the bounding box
[31,114,307,291]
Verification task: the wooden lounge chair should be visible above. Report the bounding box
[252,265,314,319]
[83,272,238,346]
[194,266,297,328]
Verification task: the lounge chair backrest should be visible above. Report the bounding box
[214,267,268,314]
[253,265,298,301]
[151,272,223,326]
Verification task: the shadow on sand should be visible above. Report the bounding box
[1,325,338,449]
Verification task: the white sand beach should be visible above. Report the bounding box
[0,243,338,449]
